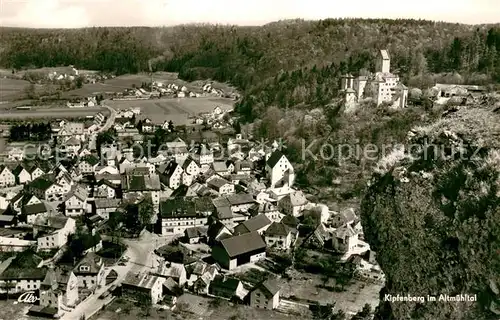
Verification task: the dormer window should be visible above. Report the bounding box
[80,265,90,272]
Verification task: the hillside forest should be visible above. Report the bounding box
[1,19,500,201]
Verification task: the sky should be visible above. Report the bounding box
[0,0,498,28]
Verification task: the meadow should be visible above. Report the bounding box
[106,97,234,126]
[63,72,236,98]
[0,78,31,102]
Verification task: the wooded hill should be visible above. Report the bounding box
[1,19,499,119]
[1,19,499,83]
[2,19,500,197]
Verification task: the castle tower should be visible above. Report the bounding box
[377,50,391,73]
[340,73,354,90]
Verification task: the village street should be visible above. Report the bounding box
[60,231,174,320]
[97,104,117,133]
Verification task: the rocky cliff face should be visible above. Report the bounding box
[361,106,500,320]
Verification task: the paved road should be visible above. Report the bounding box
[97,104,116,133]
[61,231,175,320]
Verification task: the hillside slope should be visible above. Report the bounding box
[1,20,499,89]
[361,105,500,319]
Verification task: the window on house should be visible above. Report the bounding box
[80,266,90,272]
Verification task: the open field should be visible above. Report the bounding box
[63,83,132,98]
[105,72,237,93]
[280,272,383,315]
[0,107,108,121]
[106,97,234,126]
[63,72,237,100]
[92,294,307,320]
[0,78,31,102]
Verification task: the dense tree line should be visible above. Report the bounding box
[426,28,500,80]
[9,122,51,142]
[1,27,156,74]
[2,20,499,117]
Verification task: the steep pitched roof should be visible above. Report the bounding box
[253,278,279,299]
[304,223,331,247]
[22,202,49,216]
[219,232,266,258]
[161,262,186,279]
[96,179,120,189]
[12,164,28,176]
[73,252,103,275]
[193,144,212,156]
[234,214,272,235]
[281,215,300,228]
[160,197,213,218]
[122,174,161,191]
[185,226,207,239]
[212,197,231,208]
[27,164,45,175]
[207,221,231,240]
[41,268,72,292]
[209,275,241,293]
[249,202,278,216]
[226,193,254,206]
[182,157,199,171]
[216,206,233,220]
[339,208,357,223]
[335,224,356,239]
[65,186,87,202]
[0,165,12,175]
[266,150,285,168]
[212,161,228,172]
[264,222,291,237]
[208,177,231,189]
[284,191,308,206]
[34,215,70,230]
[29,176,54,191]
[81,155,100,166]
[162,162,182,178]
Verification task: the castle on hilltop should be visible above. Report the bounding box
[340,50,408,110]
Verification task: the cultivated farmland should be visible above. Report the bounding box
[106,97,234,126]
